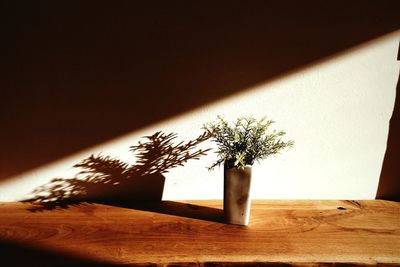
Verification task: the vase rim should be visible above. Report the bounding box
[224,165,252,170]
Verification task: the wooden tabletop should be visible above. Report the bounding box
[0,200,399,266]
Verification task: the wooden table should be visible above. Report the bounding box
[0,200,399,266]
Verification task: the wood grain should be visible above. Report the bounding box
[0,200,399,266]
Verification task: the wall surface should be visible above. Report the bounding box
[1,2,399,202]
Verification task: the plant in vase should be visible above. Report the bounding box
[203,116,294,225]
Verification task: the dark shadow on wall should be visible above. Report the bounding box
[1,1,400,181]
[376,69,400,201]
[24,131,210,211]
[24,131,224,222]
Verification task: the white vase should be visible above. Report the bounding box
[223,165,252,225]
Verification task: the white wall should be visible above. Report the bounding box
[0,31,399,201]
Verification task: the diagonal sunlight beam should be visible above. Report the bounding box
[0,30,399,201]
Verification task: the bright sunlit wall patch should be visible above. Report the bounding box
[0,31,399,202]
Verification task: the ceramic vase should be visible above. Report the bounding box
[224,165,252,225]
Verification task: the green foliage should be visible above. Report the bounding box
[203,116,294,170]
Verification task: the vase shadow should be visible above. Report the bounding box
[98,199,224,223]
[23,131,217,223]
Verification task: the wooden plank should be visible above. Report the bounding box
[0,200,399,266]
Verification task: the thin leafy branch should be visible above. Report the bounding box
[203,116,294,170]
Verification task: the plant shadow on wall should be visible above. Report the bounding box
[24,132,224,222]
